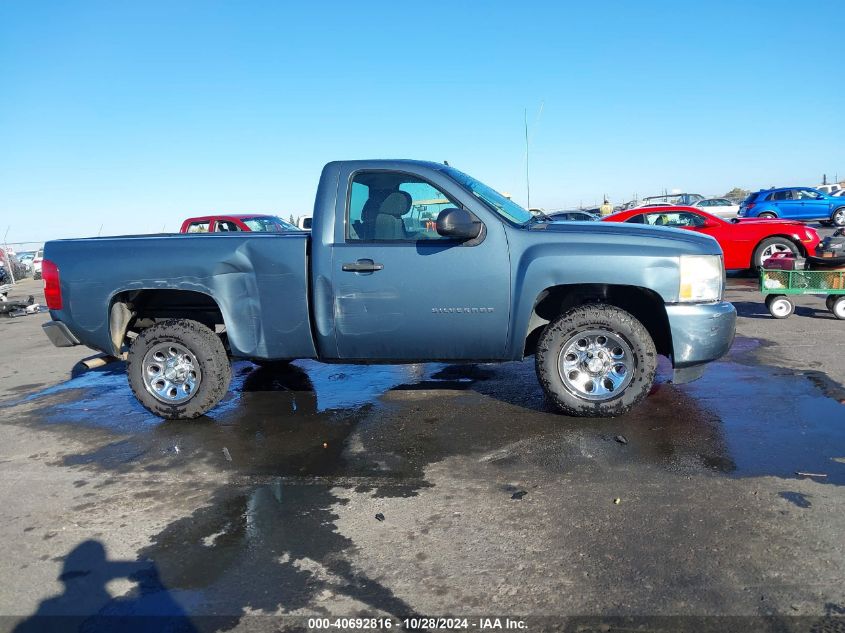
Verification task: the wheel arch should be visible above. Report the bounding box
[523,283,672,360]
[109,288,226,356]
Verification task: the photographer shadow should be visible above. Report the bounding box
[14,540,198,633]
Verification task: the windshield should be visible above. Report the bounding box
[242,216,297,232]
[443,167,533,225]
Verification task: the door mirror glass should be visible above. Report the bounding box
[436,208,482,240]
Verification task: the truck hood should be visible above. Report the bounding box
[531,220,722,256]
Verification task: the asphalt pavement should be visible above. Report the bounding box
[1,268,844,632]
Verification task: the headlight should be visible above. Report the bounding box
[679,255,724,302]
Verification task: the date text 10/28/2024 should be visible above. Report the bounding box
[307,617,528,630]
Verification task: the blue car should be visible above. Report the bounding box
[738,187,845,227]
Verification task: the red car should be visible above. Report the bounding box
[180,214,298,233]
[603,206,820,270]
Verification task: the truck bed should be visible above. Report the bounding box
[44,232,317,359]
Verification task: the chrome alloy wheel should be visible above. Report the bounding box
[760,242,793,261]
[558,329,634,401]
[142,342,202,404]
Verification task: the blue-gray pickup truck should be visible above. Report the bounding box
[41,160,736,419]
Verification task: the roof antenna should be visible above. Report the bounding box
[524,108,531,210]
[524,102,544,210]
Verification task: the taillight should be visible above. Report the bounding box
[745,203,755,213]
[42,259,62,310]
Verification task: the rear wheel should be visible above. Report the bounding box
[127,318,232,419]
[753,237,798,269]
[832,207,845,228]
[758,212,777,219]
[535,304,657,417]
[766,295,794,319]
[832,297,845,320]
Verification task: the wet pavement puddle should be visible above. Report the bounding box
[1,336,844,485]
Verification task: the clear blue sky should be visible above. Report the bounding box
[2,0,843,243]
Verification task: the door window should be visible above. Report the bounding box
[642,212,706,227]
[347,172,460,242]
[186,222,210,233]
[216,221,240,232]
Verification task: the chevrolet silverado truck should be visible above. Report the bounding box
[41,160,736,419]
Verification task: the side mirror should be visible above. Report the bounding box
[436,208,482,240]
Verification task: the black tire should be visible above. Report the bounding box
[832,297,845,320]
[752,237,799,270]
[758,212,777,219]
[765,294,793,319]
[826,295,837,312]
[127,318,232,419]
[832,207,845,228]
[535,304,657,417]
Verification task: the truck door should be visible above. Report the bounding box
[330,169,511,361]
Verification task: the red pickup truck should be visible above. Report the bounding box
[180,214,299,233]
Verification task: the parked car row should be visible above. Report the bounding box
[0,248,31,283]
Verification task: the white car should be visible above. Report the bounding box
[831,189,845,197]
[32,249,44,280]
[817,184,843,196]
[692,198,740,219]
[635,201,675,209]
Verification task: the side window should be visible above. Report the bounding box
[216,221,240,232]
[796,189,821,200]
[347,171,460,241]
[186,222,210,233]
[772,190,792,201]
[625,214,645,224]
[643,212,704,227]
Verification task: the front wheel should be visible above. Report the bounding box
[535,304,657,417]
[765,294,794,319]
[127,318,232,419]
[832,207,845,228]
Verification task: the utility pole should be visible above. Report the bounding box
[3,226,16,285]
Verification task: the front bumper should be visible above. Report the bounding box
[665,301,736,383]
[42,320,81,347]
